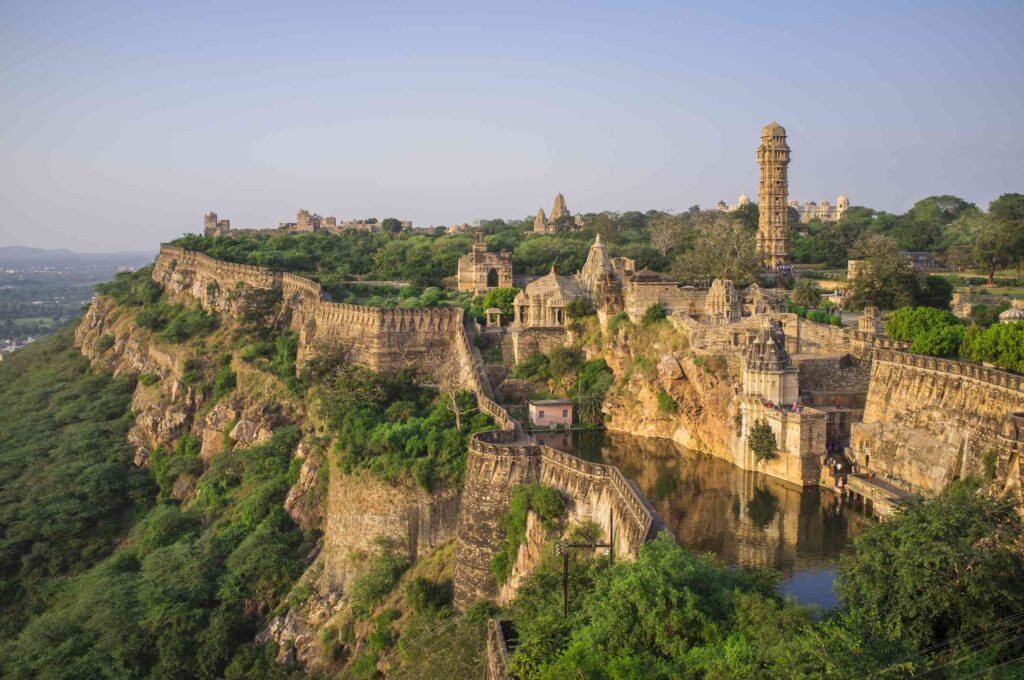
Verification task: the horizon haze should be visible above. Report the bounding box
[2,0,1022,251]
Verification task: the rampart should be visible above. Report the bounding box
[150,245,658,612]
[851,349,1024,494]
[453,430,656,608]
[153,244,472,373]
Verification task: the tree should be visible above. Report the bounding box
[425,345,474,432]
[748,419,778,462]
[646,213,684,255]
[988,193,1024,279]
[885,307,964,358]
[791,279,822,309]
[836,480,1024,651]
[732,202,759,233]
[481,287,519,319]
[672,214,759,284]
[914,275,953,309]
[380,217,403,234]
[961,321,1024,373]
[847,234,919,310]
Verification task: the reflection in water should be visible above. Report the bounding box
[555,431,873,608]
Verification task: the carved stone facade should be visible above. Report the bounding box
[457,232,513,295]
[704,279,742,324]
[742,320,799,405]
[790,194,849,223]
[532,193,584,233]
[513,235,633,329]
[756,122,792,270]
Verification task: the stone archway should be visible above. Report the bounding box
[487,268,499,288]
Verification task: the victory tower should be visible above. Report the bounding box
[756,122,791,270]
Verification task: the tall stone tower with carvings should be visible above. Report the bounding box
[756,122,791,270]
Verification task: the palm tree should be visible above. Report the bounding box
[792,278,822,309]
[575,390,604,425]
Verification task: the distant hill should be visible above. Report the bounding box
[0,245,155,266]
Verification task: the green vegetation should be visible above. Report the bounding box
[835,480,1024,652]
[0,330,153,641]
[791,278,822,308]
[885,306,965,358]
[172,214,671,293]
[510,345,614,426]
[0,331,312,679]
[94,265,162,306]
[640,302,667,326]
[136,301,219,343]
[305,359,492,489]
[748,418,778,462]
[787,300,842,326]
[656,388,678,414]
[502,480,1024,678]
[481,287,520,318]
[884,306,1024,372]
[491,484,565,584]
[962,321,1024,373]
[348,539,411,617]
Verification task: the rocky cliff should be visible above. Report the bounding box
[601,328,738,462]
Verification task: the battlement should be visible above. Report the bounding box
[872,348,1024,394]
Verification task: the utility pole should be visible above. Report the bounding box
[556,510,615,619]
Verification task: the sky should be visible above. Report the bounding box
[1,0,1022,251]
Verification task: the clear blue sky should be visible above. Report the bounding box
[1,0,1021,251]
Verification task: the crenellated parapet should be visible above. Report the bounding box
[453,426,657,608]
[851,347,1024,495]
[871,348,1024,394]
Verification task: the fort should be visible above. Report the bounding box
[151,244,658,610]
[152,240,1024,613]
[143,122,1024,675]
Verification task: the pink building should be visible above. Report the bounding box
[528,399,574,428]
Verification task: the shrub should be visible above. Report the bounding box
[606,312,631,336]
[95,266,161,306]
[349,540,411,617]
[886,306,964,358]
[748,418,778,462]
[548,346,584,378]
[491,484,565,584]
[641,303,667,326]
[213,360,237,402]
[405,576,453,614]
[481,287,520,318]
[511,353,551,381]
[565,298,596,318]
[656,389,678,414]
[139,372,161,386]
[95,334,115,352]
[961,321,1024,373]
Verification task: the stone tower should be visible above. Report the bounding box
[756,122,791,270]
[204,211,218,237]
[550,193,569,221]
[533,207,548,233]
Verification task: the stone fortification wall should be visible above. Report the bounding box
[154,245,470,373]
[485,619,513,680]
[851,349,1024,495]
[671,310,908,360]
[624,283,706,322]
[453,430,656,608]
